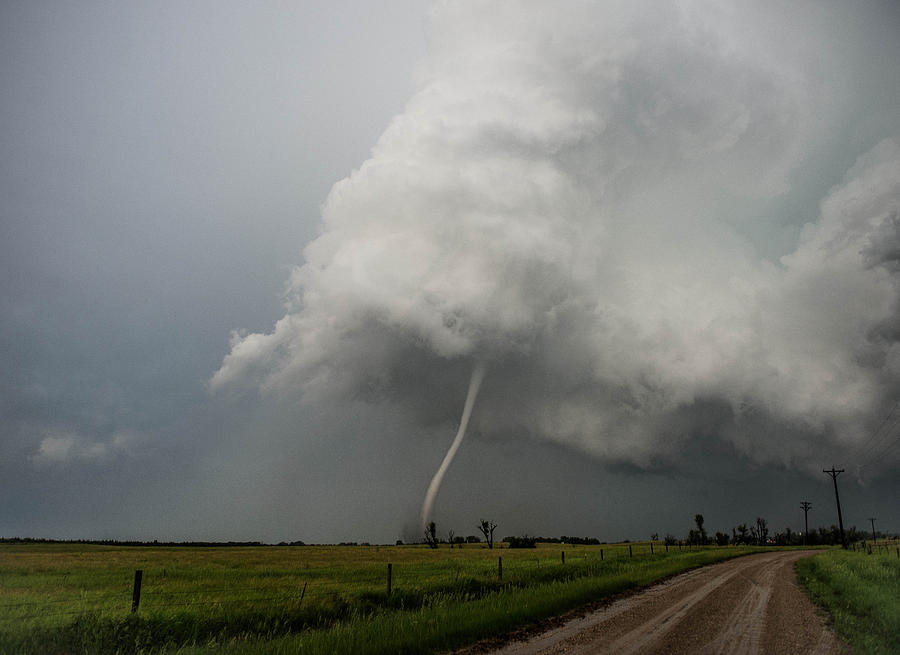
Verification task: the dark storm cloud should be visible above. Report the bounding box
[3,0,899,544]
[0,0,428,540]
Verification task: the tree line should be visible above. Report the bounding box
[423,519,498,549]
[678,514,884,547]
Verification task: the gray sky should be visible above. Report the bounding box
[2,0,899,544]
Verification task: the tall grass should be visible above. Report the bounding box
[796,548,900,655]
[174,549,765,655]
[0,543,760,654]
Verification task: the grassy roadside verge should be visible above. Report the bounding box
[173,548,762,655]
[796,548,900,654]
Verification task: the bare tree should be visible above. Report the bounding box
[478,519,497,549]
[424,521,438,549]
[447,529,455,548]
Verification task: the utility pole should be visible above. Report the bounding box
[868,517,877,544]
[823,467,847,549]
[800,501,812,546]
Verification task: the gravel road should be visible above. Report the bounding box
[461,550,841,655]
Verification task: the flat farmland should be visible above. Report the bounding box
[0,541,764,654]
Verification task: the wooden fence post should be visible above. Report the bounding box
[629,544,632,558]
[498,556,502,581]
[387,563,392,596]
[600,549,603,560]
[561,551,565,564]
[650,542,654,555]
[131,570,143,613]
[300,581,308,606]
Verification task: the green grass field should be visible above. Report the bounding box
[0,541,762,654]
[796,545,900,655]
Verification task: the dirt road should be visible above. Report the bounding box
[468,550,840,655]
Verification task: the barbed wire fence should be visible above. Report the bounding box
[12,538,885,629]
[0,543,683,626]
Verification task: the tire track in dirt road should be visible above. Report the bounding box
[465,550,840,655]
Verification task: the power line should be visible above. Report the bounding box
[864,401,897,446]
[858,427,900,471]
[854,402,900,465]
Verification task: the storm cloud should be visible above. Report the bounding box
[3,0,899,543]
[213,0,900,487]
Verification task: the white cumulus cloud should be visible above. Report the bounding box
[32,430,143,467]
[212,0,900,478]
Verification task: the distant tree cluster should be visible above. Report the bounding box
[416,520,496,548]
[769,524,871,546]
[0,537,269,547]
[498,535,604,546]
[415,524,617,549]
[559,535,603,545]
[681,515,773,547]
[729,518,769,545]
[679,514,879,547]
[687,514,709,545]
[416,520,609,549]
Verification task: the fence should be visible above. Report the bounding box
[0,541,781,627]
[0,580,312,624]
[2,539,897,642]
[851,540,900,557]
